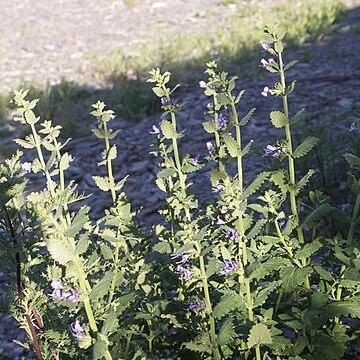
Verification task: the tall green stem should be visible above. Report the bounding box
[348,193,360,246]
[103,122,117,204]
[278,53,305,246]
[198,253,221,360]
[213,94,225,173]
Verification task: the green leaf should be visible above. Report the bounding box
[205,258,222,278]
[155,177,167,192]
[161,120,177,139]
[217,317,235,346]
[24,109,38,125]
[286,80,297,95]
[292,136,319,158]
[290,108,305,125]
[76,233,89,255]
[253,281,280,308]
[280,266,312,292]
[284,60,299,71]
[247,323,272,349]
[152,87,166,97]
[344,153,360,167]
[239,108,256,126]
[114,175,128,191]
[314,265,334,282]
[93,333,109,360]
[157,168,176,178]
[93,128,106,139]
[326,298,360,318]
[93,176,112,191]
[213,290,244,319]
[183,332,212,354]
[116,293,136,313]
[235,89,245,104]
[108,145,117,161]
[202,121,217,134]
[242,172,268,199]
[59,152,70,171]
[295,169,315,193]
[153,241,172,254]
[274,40,284,53]
[90,271,113,301]
[101,310,118,336]
[241,140,254,157]
[223,134,238,157]
[210,169,226,186]
[64,206,89,238]
[14,138,35,149]
[304,203,332,224]
[295,239,322,260]
[216,93,230,106]
[46,236,76,265]
[270,111,287,128]
[250,257,289,280]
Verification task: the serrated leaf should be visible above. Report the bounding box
[155,177,167,192]
[92,128,106,139]
[253,281,280,308]
[100,243,113,260]
[76,233,89,255]
[284,60,299,71]
[216,93,230,105]
[101,310,118,336]
[183,332,212,354]
[296,169,315,193]
[294,239,322,260]
[344,154,360,167]
[116,293,136,313]
[286,80,297,95]
[242,172,268,199]
[326,298,360,318]
[280,266,312,292]
[59,152,70,171]
[241,140,254,157]
[14,138,35,149]
[24,109,38,125]
[235,89,245,104]
[206,258,222,278]
[153,241,172,254]
[217,317,235,346]
[270,111,287,128]
[250,257,289,280]
[213,290,244,319]
[93,176,112,191]
[64,206,89,238]
[93,334,109,360]
[114,175,128,191]
[157,168,176,178]
[202,121,217,134]
[152,87,166,97]
[292,136,319,158]
[247,323,272,349]
[247,219,267,238]
[46,236,75,265]
[161,120,177,139]
[239,108,256,126]
[305,203,333,224]
[90,272,113,301]
[223,134,238,157]
[290,108,305,125]
[108,145,117,161]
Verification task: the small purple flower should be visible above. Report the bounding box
[261,86,271,97]
[278,219,286,229]
[224,228,239,242]
[215,113,227,130]
[150,123,161,135]
[261,42,271,51]
[175,265,192,281]
[187,299,205,313]
[62,290,79,304]
[161,97,168,106]
[190,154,201,166]
[71,320,84,339]
[199,80,207,88]
[216,216,226,225]
[212,182,224,193]
[263,144,281,158]
[51,280,78,303]
[260,58,269,67]
[268,58,276,64]
[21,162,32,173]
[340,203,350,212]
[220,260,239,275]
[206,141,215,155]
[349,122,357,132]
[171,252,190,265]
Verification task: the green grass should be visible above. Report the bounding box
[0,0,346,144]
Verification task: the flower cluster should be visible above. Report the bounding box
[187,299,205,313]
[263,144,281,158]
[70,320,84,339]
[171,252,192,281]
[219,260,239,275]
[224,228,239,242]
[51,280,79,303]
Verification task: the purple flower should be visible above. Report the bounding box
[261,58,269,67]
[224,228,239,242]
[206,141,215,155]
[340,203,350,212]
[278,219,286,229]
[261,42,271,51]
[261,86,271,97]
[187,299,205,313]
[51,280,78,303]
[175,265,192,281]
[220,260,239,275]
[199,80,207,88]
[71,320,84,339]
[268,58,276,64]
[349,122,357,132]
[150,123,161,135]
[212,182,224,193]
[190,154,201,166]
[171,252,190,265]
[161,97,168,106]
[21,162,32,173]
[263,144,281,158]
[216,216,226,225]
[216,113,227,130]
